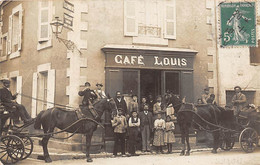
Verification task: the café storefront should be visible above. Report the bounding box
[102,45,197,139]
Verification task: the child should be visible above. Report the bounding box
[129,95,139,114]
[164,115,175,153]
[153,113,165,154]
[128,111,140,156]
[111,108,127,157]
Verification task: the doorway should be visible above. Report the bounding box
[140,69,161,99]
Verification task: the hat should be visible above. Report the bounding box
[234,86,241,91]
[131,110,137,114]
[85,82,91,86]
[0,78,10,83]
[204,87,209,91]
[96,83,103,87]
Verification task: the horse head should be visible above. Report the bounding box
[164,92,183,115]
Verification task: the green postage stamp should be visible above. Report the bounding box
[220,2,256,47]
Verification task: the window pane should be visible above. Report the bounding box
[127,18,135,32]
[41,1,49,8]
[166,22,174,35]
[41,10,48,23]
[166,6,174,20]
[81,12,88,22]
[123,70,138,95]
[126,1,135,16]
[165,72,179,95]
[80,30,88,40]
[41,24,48,38]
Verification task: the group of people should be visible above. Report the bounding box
[111,91,176,157]
[198,86,249,117]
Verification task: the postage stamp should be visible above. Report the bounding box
[219,1,256,47]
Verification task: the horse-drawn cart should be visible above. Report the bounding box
[0,97,116,164]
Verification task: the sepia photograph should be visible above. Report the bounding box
[0,0,259,164]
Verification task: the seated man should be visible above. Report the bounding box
[78,82,99,120]
[0,78,33,124]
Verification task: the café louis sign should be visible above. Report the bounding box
[114,54,188,67]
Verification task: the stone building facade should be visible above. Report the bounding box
[1,0,259,151]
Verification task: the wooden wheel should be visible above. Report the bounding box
[20,136,33,160]
[239,127,259,153]
[0,135,24,164]
[219,130,235,151]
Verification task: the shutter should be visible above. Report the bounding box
[8,15,12,54]
[164,0,176,39]
[32,72,38,118]
[47,69,55,109]
[181,71,193,103]
[124,0,138,36]
[16,76,22,104]
[38,1,50,42]
[18,10,23,51]
[105,69,123,98]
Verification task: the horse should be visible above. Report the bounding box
[163,93,228,156]
[34,97,117,163]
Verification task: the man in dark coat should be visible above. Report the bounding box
[0,78,33,124]
[114,91,127,116]
[78,82,98,119]
[139,104,153,152]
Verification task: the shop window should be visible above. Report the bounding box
[123,70,139,96]
[249,41,260,65]
[226,90,256,107]
[124,0,176,39]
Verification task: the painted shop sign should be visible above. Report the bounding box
[219,2,256,47]
[106,54,193,69]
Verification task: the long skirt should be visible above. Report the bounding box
[164,131,175,143]
[153,129,164,146]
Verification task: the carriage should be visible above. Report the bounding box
[0,103,34,164]
[219,108,260,153]
[0,97,117,164]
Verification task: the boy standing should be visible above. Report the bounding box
[128,111,140,156]
[111,109,127,157]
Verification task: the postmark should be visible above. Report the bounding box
[219,1,256,47]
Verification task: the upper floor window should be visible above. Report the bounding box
[124,0,176,39]
[8,4,23,58]
[0,34,7,58]
[38,1,52,42]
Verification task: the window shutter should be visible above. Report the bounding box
[38,1,50,42]
[164,0,176,39]
[47,69,55,109]
[32,72,38,118]
[16,76,22,104]
[124,0,138,36]
[8,15,12,54]
[18,10,23,51]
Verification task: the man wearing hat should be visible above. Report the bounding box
[201,87,210,104]
[94,83,106,100]
[0,78,33,124]
[78,82,99,119]
[231,86,247,116]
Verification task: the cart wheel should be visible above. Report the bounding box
[239,127,259,153]
[220,137,235,151]
[0,135,24,164]
[20,136,33,160]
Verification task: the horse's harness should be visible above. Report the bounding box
[177,103,220,132]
